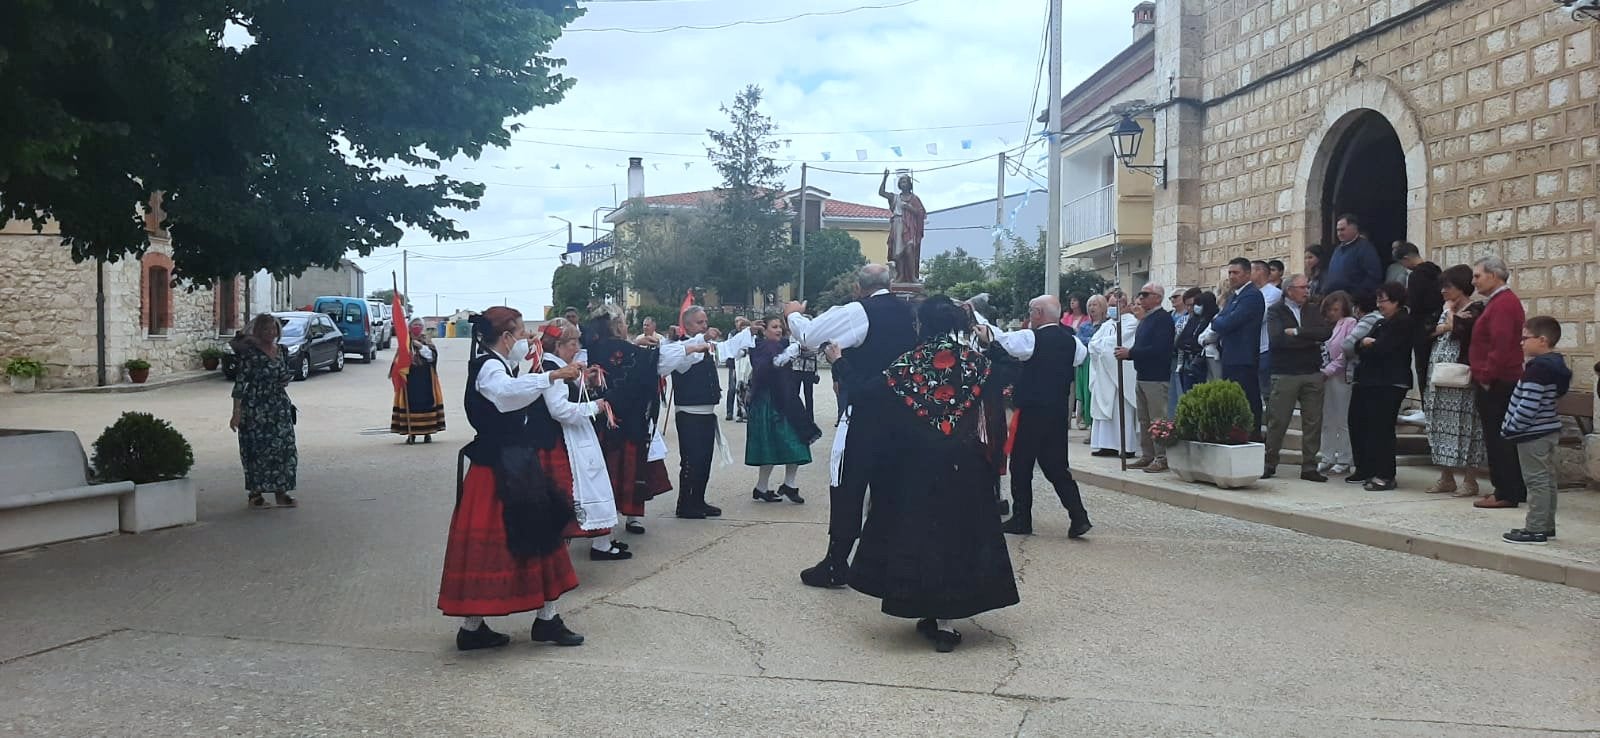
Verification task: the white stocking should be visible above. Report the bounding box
[535,602,559,621]
[756,465,775,492]
[591,533,615,552]
[936,618,955,632]
[783,464,799,487]
[461,616,484,630]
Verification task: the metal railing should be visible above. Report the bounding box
[1063,183,1114,245]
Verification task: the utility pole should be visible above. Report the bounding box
[402,249,409,300]
[995,152,1007,264]
[798,162,808,299]
[1045,0,1064,298]
[435,294,440,318]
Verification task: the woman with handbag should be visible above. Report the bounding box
[1176,291,1218,392]
[1422,265,1487,497]
[230,313,299,509]
[391,318,447,444]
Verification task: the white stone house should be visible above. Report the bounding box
[0,215,245,390]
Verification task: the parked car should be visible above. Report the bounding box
[222,312,346,381]
[312,296,378,363]
[367,299,394,350]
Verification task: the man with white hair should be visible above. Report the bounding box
[784,263,917,586]
[1468,255,1528,510]
[979,295,1092,538]
[1115,283,1176,472]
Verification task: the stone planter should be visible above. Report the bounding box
[128,368,150,384]
[120,478,197,533]
[9,375,37,393]
[1167,441,1265,489]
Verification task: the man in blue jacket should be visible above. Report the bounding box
[1115,283,1176,472]
[1321,213,1383,298]
[1209,257,1266,435]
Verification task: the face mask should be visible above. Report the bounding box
[1107,306,1119,320]
[1192,305,1203,316]
[410,326,424,337]
[510,339,531,360]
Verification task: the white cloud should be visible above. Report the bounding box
[353,0,1140,318]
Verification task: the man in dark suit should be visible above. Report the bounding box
[1322,213,1383,297]
[1208,257,1266,434]
[1263,274,1333,481]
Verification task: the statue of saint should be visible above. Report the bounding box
[879,170,927,284]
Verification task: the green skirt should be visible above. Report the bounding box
[1074,361,1092,427]
[744,397,812,467]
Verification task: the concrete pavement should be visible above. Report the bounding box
[1,338,1597,736]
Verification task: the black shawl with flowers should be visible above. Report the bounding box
[883,335,990,437]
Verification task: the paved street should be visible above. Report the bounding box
[2,338,1598,737]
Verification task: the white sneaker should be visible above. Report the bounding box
[1316,462,1332,474]
[1398,410,1427,426]
[1329,464,1350,475]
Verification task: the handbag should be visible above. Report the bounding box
[1430,362,1472,389]
[647,429,668,462]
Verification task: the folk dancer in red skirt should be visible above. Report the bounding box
[584,317,683,535]
[439,307,587,652]
[531,319,630,560]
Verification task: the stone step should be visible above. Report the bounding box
[1278,448,1434,467]
[1280,426,1431,455]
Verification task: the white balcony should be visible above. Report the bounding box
[1064,184,1115,245]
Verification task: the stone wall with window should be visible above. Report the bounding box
[1153,0,1599,382]
[0,225,241,389]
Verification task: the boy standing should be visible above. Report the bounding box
[1500,316,1572,545]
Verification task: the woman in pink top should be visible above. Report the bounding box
[1060,294,1091,330]
[1318,291,1358,475]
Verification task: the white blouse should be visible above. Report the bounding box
[474,351,553,413]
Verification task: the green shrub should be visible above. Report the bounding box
[5,357,44,378]
[199,346,226,360]
[630,304,679,334]
[124,358,151,371]
[91,412,195,484]
[1174,380,1255,445]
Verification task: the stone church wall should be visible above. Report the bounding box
[1181,0,1598,381]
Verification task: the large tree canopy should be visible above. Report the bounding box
[0,0,583,281]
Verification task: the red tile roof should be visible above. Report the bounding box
[634,189,890,220]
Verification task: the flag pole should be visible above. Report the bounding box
[392,272,413,438]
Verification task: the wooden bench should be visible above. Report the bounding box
[1556,391,1593,441]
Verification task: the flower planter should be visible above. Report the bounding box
[202,357,220,371]
[1167,441,1265,489]
[128,368,150,384]
[9,375,36,393]
[119,478,197,533]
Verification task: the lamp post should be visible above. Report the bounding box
[1109,113,1167,189]
[549,215,574,250]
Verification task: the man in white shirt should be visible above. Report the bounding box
[1253,259,1282,432]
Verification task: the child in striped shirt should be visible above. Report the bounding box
[1500,316,1572,545]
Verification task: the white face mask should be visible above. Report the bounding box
[509,339,531,361]
[1192,305,1203,316]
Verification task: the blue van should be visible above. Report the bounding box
[311,296,378,363]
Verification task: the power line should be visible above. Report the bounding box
[510,136,1012,165]
[567,0,924,33]
[808,140,1034,176]
[512,120,1026,137]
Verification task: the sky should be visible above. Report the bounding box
[352,0,1139,319]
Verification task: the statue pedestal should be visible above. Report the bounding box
[890,282,924,300]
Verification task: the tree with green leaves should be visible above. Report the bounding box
[921,247,987,296]
[613,207,711,306]
[799,229,865,305]
[702,85,794,305]
[550,263,623,316]
[367,289,413,316]
[1,1,583,282]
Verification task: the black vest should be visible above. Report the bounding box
[1011,324,1077,412]
[522,358,579,450]
[841,293,916,386]
[673,347,722,406]
[463,353,529,464]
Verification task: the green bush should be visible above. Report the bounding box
[631,304,679,334]
[1174,380,1255,445]
[5,357,44,378]
[91,411,195,483]
[124,358,150,371]
[199,346,225,360]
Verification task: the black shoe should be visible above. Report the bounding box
[1120,452,1137,459]
[1091,449,1118,457]
[423,435,433,444]
[700,501,722,517]
[611,540,629,551]
[916,618,937,639]
[800,557,849,588]
[676,500,707,519]
[933,629,962,653]
[589,545,633,561]
[778,485,805,504]
[530,615,585,646]
[1262,465,1276,479]
[455,623,511,651]
[1300,471,1329,483]
[1502,529,1549,545]
[1363,479,1397,491]
[752,487,781,502]
[1000,516,1032,535]
[1067,520,1093,539]
[624,520,646,535]
[1344,474,1371,485]
[997,498,1010,517]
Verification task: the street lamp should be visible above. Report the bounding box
[549,215,574,249]
[1109,113,1167,189]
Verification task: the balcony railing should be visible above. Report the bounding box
[1063,183,1114,245]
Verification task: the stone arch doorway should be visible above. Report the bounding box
[1321,111,1406,272]
[1290,76,1429,276]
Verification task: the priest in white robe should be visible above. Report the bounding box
[1088,306,1140,456]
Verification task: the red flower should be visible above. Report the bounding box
[913,373,925,383]
[932,350,956,370]
[917,408,929,417]
[933,385,956,402]
[972,385,982,397]
[939,419,953,435]
[904,396,916,406]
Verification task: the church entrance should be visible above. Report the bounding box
[1319,110,1406,270]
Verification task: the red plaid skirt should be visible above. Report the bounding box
[538,443,609,539]
[601,434,672,517]
[437,464,578,617]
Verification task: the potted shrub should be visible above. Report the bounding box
[124,358,151,384]
[91,411,197,532]
[200,346,225,371]
[1167,380,1265,489]
[5,357,44,393]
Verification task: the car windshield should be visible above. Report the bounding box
[278,318,307,338]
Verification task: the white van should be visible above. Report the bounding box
[367,299,394,350]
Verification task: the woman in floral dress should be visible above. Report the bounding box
[1423,265,1487,497]
[229,313,298,508]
